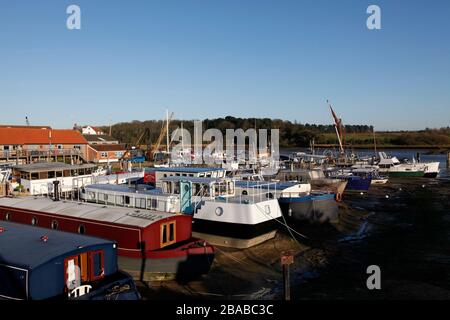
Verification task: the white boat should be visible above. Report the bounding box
[377,152,439,178]
[80,175,283,249]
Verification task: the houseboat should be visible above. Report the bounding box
[12,162,144,196]
[0,196,215,281]
[78,175,283,249]
[161,176,283,249]
[276,168,348,200]
[0,221,140,300]
[234,180,339,224]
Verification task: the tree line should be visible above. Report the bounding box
[100,117,376,148]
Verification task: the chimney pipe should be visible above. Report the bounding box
[53,180,60,201]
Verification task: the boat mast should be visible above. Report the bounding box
[166,109,169,155]
[328,100,345,155]
[373,126,377,156]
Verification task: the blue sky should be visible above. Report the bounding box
[0,0,449,130]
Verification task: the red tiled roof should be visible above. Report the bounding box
[0,128,88,145]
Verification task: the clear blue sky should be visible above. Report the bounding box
[0,0,449,130]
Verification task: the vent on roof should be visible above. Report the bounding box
[127,212,163,221]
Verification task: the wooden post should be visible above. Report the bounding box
[281,251,294,301]
[447,151,450,168]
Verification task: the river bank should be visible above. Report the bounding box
[136,174,450,300]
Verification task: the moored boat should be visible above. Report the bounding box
[0,221,140,300]
[0,196,214,281]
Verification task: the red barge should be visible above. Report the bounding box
[0,196,215,281]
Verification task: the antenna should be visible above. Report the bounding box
[25,116,30,126]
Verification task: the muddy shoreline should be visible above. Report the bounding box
[137,177,450,300]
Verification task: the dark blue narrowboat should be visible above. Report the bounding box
[343,175,372,192]
[0,221,140,300]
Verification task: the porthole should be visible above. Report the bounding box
[242,190,248,196]
[51,220,59,230]
[5,212,11,221]
[215,207,224,216]
[78,224,86,234]
[31,216,38,226]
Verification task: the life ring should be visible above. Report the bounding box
[335,192,343,202]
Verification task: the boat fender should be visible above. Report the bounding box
[335,192,342,202]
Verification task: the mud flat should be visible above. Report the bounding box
[136,177,450,300]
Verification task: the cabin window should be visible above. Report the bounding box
[48,171,55,179]
[64,250,104,290]
[125,196,130,205]
[147,198,157,210]
[78,224,86,234]
[31,216,38,226]
[39,171,48,179]
[63,170,71,177]
[173,183,180,195]
[98,193,106,203]
[101,152,108,158]
[115,195,124,206]
[30,172,39,180]
[228,182,234,195]
[56,171,63,178]
[51,220,59,229]
[90,250,104,280]
[135,198,146,209]
[160,221,176,248]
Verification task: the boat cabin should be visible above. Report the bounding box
[0,197,193,256]
[145,167,226,187]
[161,176,235,198]
[13,162,99,195]
[80,183,179,213]
[0,221,140,300]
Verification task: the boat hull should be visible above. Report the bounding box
[278,193,338,224]
[423,172,438,178]
[388,171,424,177]
[192,219,278,248]
[345,176,372,191]
[118,240,215,281]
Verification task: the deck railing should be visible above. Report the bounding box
[0,149,84,159]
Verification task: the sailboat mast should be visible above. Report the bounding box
[166,109,169,154]
[373,126,377,155]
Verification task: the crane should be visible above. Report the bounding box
[119,128,151,163]
[148,111,174,161]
